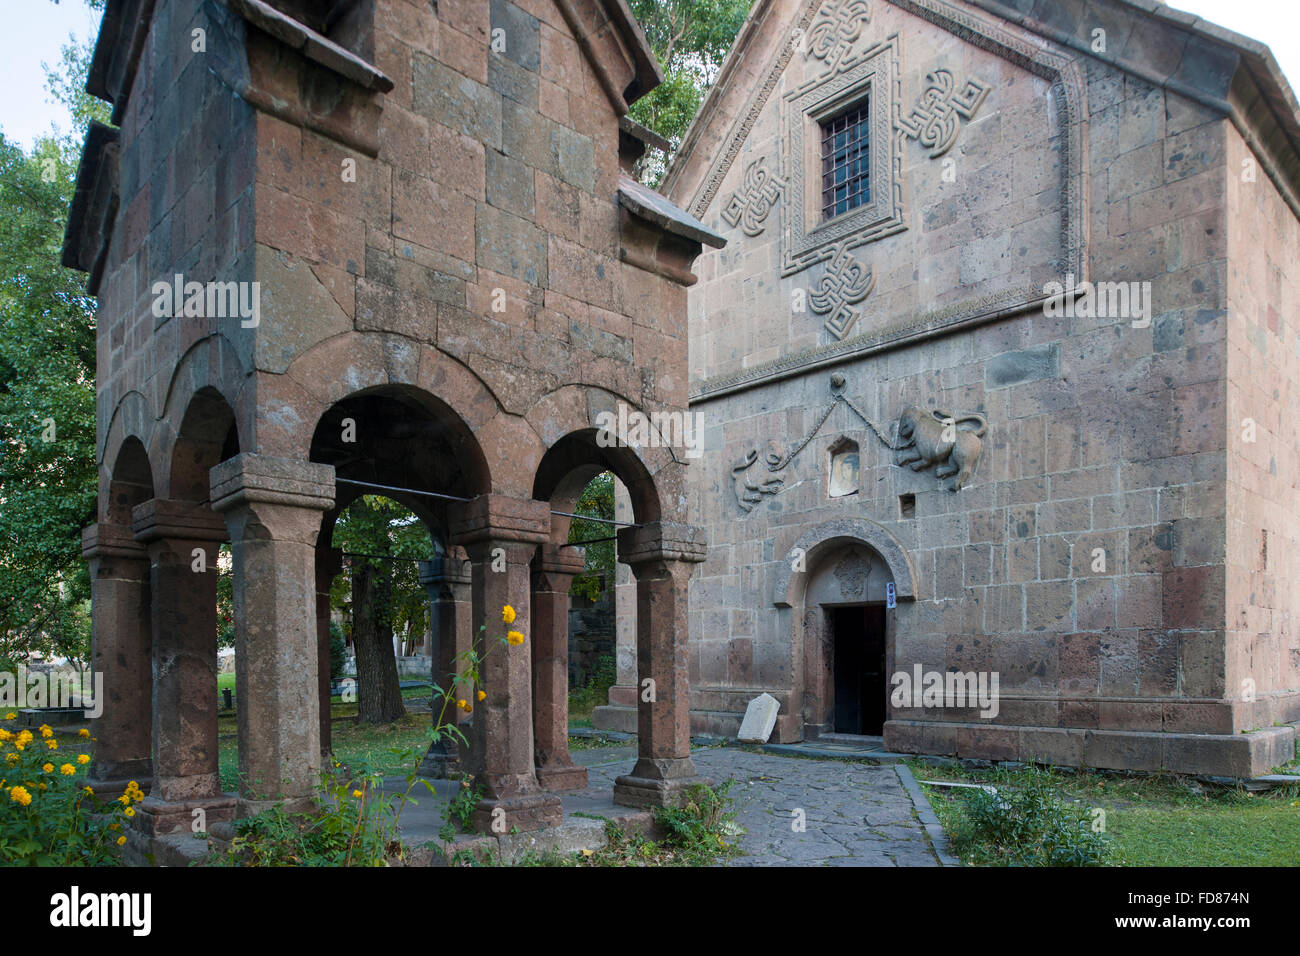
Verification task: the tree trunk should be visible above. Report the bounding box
[352,559,406,724]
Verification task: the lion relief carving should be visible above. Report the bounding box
[894,406,988,491]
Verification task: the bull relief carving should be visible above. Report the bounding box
[897,69,990,159]
[894,406,988,491]
[721,158,784,237]
[729,374,989,513]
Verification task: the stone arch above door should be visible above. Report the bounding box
[773,518,919,608]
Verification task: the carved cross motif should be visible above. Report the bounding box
[809,245,875,340]
[721,159,784,237]
[805,0,872,74]
[897,69,990,159]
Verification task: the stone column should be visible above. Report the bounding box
[211,454,335,816]
[81,523,153,791]
[316,545,343,758]
[130,498,234,836]
[532,543,588,790]
[449,495,561,832]
[613,521,707,808]
[592,477,637,730]
[417,554,471,778]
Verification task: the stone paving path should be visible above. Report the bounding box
[576,745,940,866]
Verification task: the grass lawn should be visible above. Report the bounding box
[909,759,1300,866]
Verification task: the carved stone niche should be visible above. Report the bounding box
[827,436,859,498]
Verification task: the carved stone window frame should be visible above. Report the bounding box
[781,34,904,277]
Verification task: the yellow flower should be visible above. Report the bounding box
[38,783,46,791]
[123,806,134,818]
[41,763,53,774]
[16,731,31,744]
[506,630,525,646]
[116,835,127,846]
[5,754,18,766]
[3,713,14,720]
[352,789,364,799]
[502,605,516,624]
[477,690,486,702]
[457,699,469,711]
[59,764,75,776]
[0,729,11,742]
[39,725,52,738]
[78,729,90,738]
[77,754,90,765]
[83,786,94,794]
[8,786,30,806]
[117,794,130,805]
[46,739,58,750]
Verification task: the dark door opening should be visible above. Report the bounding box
[830,605,887,735]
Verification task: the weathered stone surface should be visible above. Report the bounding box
[737,693,781,743]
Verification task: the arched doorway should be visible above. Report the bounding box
[803,545,892,738]
[773,519,919,742]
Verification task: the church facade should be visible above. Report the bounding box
[651,0,1299,776]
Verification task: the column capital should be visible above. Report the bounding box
[82,522,148,560]
[210,453,335,515]
[449,494,550,550]
[616,521,707,567]
[417,555,472,588]
[537,542,587,577]
[131,499,229,544]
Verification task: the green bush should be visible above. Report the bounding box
[652,779,743,864]
[953,766,1112,866]
[0,723,135,865]
[217,749,434,867]
[439,778,484,842]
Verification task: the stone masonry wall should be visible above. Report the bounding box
[1225,124,1300,732]
[673,0,1299,774]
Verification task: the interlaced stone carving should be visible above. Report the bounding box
[808,245,875,339]
[806,0,873,74]
[721,159,784,237]
[897,69,990,159]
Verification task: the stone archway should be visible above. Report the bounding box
[772,519,919,741]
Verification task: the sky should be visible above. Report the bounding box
[1,0,1299,151]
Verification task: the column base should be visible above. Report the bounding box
[236,794,317,819]
[133,793,237,838]
[612,757,704,809]
[470,792,563,833]
[419,741,460,779]
[536,762,588,791]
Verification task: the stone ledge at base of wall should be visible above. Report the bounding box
[591,703,637,734]
[885,720,1296,779]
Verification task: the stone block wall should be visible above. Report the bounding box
[1225,123,1300,732]
[666,0,1300,774]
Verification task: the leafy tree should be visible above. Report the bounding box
[568,472,615,601]
[0,1,110,667]
[330,497,436,725]
[628,0,754,181]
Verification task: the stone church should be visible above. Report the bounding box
[637,0,1298,777]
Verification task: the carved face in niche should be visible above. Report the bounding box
[829,450,859,497]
